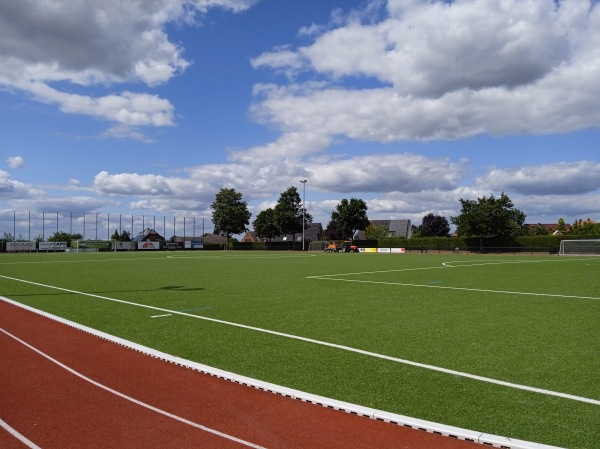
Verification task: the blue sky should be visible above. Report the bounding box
[1,0,599,240]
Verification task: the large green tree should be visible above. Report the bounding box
[47,231,83,246]
[273,186,312,243]
[363,222,390,240]
[253,208,279,241]
[211,188,251,242]
[323,219,344,240]
[451,192,526,238]
[331,198,369,240]
[419,213,450,237]
[571,219,600,235]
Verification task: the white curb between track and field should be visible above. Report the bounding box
[0,296,564,449]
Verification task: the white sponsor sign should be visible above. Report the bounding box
[39,242,68,251]
[184,240,204,249]
[114,242,136,251]
[7,241,35,252]
[390,248,406,253]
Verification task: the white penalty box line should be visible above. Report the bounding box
[306,258,600,302]
[0,273,598,407]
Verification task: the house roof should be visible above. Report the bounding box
[269,222,324,242]
[355,219,413,239]
[133,228,165,242]
[525,223,572,231]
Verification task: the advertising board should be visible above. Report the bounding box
[114,242,136,251]
[6,241,35,252]
[39,242,67,251]
[76,240,111,249]
[184,240,204,249]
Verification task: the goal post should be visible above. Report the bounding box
[307,241,327,252]
[559,239,600,256]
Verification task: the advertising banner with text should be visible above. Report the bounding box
[6,241,35,252]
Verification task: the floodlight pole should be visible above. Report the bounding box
[300,179,307,251]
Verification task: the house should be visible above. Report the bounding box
[240,231,260,243]
[276,222,324,242]
[170,233,227,249]
[525,223,572,235]
[133,228,165,242]
[246,223,324,243]
[354,219,413,239]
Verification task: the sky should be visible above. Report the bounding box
[1,0,599,240]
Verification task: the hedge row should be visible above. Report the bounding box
[229,235,600,252]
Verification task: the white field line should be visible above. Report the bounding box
[0,418,42,449]
[0,326,267,449]
[0,274,598,406]
[167,254,317,259]
[309,276,600,301]
[0,253,316,266]
[308,258,600,301]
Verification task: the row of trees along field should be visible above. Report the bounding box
[3,191,596,245]
[211,186,312,243]
[210,189,599,244]
[210,187,373,242]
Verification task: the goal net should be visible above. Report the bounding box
[307,241,327,252]
[559,239,600,256]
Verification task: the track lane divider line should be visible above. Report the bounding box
[0,326,267,449]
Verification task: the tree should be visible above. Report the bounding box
[411,225,422,238]
[47,231,83,246]
[531,224,549,236]
[419,213,450,237]
[556,217,567,234]
[210,188,252,243]
[273,186,312,243]
[253,208,279,241]
[323,220,344,240]
[571,219,600,235]
[451,192,526,238]
[364,222,390,240]
[331,198,369,240]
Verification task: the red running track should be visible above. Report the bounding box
[0,300,483,449]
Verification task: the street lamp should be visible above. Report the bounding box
[300,179,307,251]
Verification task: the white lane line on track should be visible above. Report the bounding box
[1,276,598,406]
[0,327,267,449]
[0,418,42,449]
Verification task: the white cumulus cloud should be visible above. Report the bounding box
[0,0,256,139]
[6,156,25,169]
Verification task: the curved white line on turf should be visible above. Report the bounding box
[0,418,42,449]
[308,258,600,301]
[0,278,598,407]
[0,326,267,449]
[309,276,600,301]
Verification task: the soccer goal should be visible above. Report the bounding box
[559,239,600,256]
[307,241,327,252]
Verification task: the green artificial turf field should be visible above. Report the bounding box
[1,251,598,448]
